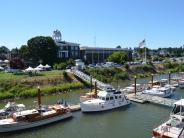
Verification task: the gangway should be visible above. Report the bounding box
[70,69,113,90]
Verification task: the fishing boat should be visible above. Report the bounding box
[142,86,173,98]
[80,82,130,112]
[0,88,72,133]
[0,102,25,117]
[153,99,184,138]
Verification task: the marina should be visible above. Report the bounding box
[0,74,183,138]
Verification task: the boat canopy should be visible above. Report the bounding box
[174,99,184,106]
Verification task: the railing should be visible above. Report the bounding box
[71,69,113,90]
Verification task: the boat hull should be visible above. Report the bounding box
[0,112,72,133]
[80,100,131,112]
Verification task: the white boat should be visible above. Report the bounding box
[0,102,25,117]
[179,79,184,89]
[142,86,173,98]
[80,86,130,112]
[153,99,184,138]
[0,106,72,133]
[120,84,144,93]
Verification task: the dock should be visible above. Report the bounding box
[126,93,177,107]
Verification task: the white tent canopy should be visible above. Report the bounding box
[4,60,9,63]
[37,64,44,69]
[44,64,51,68]
[34,67,43,71]
[25,66,34,72]
[0,66,4,70]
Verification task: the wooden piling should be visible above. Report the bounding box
[134,76,137,96]
[90,75,93,92]
[169,72,171,84]
[151,74,154,87]
[37,86,41,109]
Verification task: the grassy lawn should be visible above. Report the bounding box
[0,70,63,81]
[0,70,86,100]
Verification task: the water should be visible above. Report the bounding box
[1,75,184,138]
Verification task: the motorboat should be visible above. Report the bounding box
[153,99,184,138]
[142,86,173,98]
[80,83,130,112]
[179,79,184,89]
[0,89,72,133]
[120,84,144,93]
[0,102,25,117]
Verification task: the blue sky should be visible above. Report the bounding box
[0,0,184,49]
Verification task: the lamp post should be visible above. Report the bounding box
[169,72,171,85]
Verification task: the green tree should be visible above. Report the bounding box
[27,36,58,65]
[19,45,29,60]
[0,46,9,54]
[107,51,128,64]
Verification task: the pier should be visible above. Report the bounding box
[126,93,177,107]
[70,69,113,90]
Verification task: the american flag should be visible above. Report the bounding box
[139,39,146,48]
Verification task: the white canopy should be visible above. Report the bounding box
[37,64,44,68]
[34,67,43,71]
[0,66,4,70]
[44,64,51,68]
[25,66,34,72]
[4,60,9,63]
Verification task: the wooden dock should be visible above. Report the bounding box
[126,93,177,107]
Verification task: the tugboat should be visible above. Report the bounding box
[0,87,72,133]
[153,99,184,138]
[80,82,130,112]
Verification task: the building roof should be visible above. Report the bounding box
[80,46,130,51]
[56,41,80,46]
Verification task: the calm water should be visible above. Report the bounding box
[1,74,184,138]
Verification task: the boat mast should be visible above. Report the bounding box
[37,86,41,109]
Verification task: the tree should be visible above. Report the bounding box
[107,51,128,64]
[19,45,29,60]
[116,45,121,48]
[10,57,24,69]
[27,36,58,65]
[0,46,9,54]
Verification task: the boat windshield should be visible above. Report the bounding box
[172,105,184,115]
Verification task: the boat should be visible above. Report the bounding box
[80,82,131,112]
[153,99,184,138]
[142,86,173,98]
[0,102,25,117]
[179,79,184,89]
[0,88,72,133]
[120,84,144,93]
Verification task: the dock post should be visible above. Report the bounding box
[94,81,97,98]
[151,74,154,87]
[90,75,93,92]
[134,76,137,96]
[37,86,41,109]
[169,72,171,85]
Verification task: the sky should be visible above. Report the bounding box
[0,0,184,49]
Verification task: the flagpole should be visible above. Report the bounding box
[145,47,147,63]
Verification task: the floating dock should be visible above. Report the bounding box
[126,93,177,107]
